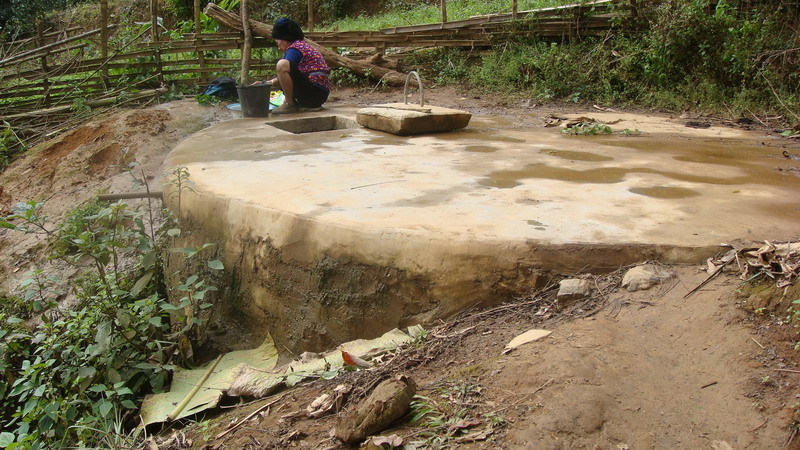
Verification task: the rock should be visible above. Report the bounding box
[557,278,593,305]
[622,264,674,292]
[356,103,471,135]
[335,375,416,444]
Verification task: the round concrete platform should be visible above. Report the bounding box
[164,106,800,351]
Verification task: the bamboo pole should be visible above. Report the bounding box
[240,0,252,84]
[0,88,168,120]
[0,26,116,68]
[308,0,315,32]
[194,0,207,83]
[513,0,518,19]
[151,0,164,84]
[36,21,51,107]
[441,0,448,23]
[166,355,223,422]
[100,0,108,80]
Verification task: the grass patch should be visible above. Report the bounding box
[322,0,573,31]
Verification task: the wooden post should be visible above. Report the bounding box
[100,0,109,81]
[512,0,518,19]
[194,0,207,84]
[36,20,51,107]
[240,0,252,85]
[441,0,447,24]
[308,0,315,32]
[151,0,164,84]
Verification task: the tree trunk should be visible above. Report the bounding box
[203,3,406,86]
[240,0,252,84]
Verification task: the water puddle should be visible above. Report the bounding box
[629,186,701,199]
[465,145,498,153]
[540,149,614,162]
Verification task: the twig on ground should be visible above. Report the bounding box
[216,394,287,440]
[684,256,735,298]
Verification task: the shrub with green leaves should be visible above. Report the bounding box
[0,194,224,447]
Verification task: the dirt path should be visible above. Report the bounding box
[498,267,787,448]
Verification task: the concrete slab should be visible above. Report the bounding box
[356,103,471,135]
[163,106,800,351]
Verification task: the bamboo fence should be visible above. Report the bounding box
[0,0,640,146]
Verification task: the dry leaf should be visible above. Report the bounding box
[371,434,403,447]
[454,425,494,443]
[448,417,481,433]
[503,329,552,354]
[341,350,372,368]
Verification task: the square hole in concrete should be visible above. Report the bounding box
[268,116,357,134]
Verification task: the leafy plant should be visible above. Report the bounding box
[1,172,223,447]
[70,97,92,118]
[0,121,26,170]
[166,165,196,215]
[562,122,613,135]
[329,67,369,87]
[196,93,222,106]
[1,200,53,235]
[409,382,488,446]
[19,270,63,316]
[621,128,642,136]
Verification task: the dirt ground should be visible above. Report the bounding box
[2,85,800,448]
[166,267,800,450]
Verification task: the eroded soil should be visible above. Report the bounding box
[1,86,800,448]
[158,266,800,449]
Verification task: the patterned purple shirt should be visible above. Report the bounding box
[287,40,332,91]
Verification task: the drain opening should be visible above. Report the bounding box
[268,116,357,134]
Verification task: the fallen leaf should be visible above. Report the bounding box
[454,425,494,443]
[706,258,718,275]
[371,434,403,447]
[341,350,372,368]
[448,417,481,433]
[503,329,552,354]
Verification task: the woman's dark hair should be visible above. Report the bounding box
[271,18,304,41]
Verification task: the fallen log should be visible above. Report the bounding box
[203,3,407,86]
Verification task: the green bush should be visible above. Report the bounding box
[440,1,800,117]
[0,183,224,447]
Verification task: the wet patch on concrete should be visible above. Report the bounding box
[465,145,499,153]
[629,186,701,199]
[540,149,614,162]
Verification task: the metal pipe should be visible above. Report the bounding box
[403,71,425,107]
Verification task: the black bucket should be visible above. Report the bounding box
[237,83,272,118]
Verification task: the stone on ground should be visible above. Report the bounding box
[622,264,674,292]
[558,278,593,305]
